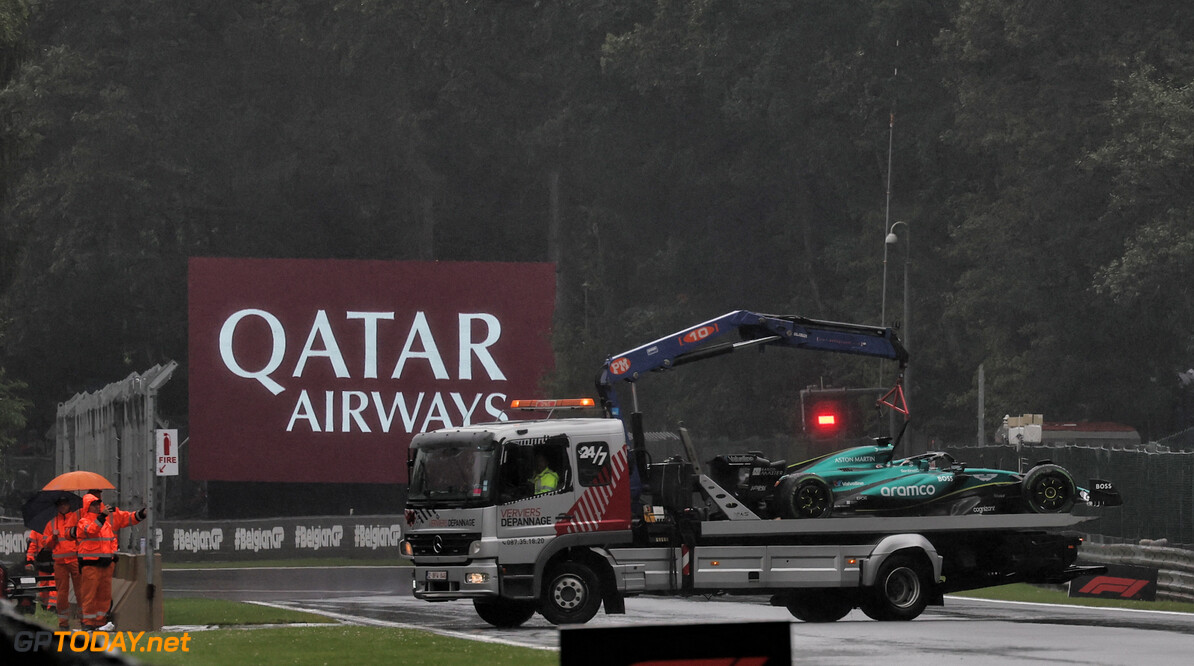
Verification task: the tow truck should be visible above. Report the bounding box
[402,311,1103,626]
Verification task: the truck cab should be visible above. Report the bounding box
[404,416,633,622]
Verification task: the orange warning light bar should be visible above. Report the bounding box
[509,398,597,410]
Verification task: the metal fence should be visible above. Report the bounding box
[941,441,1194,548]
[1079,541,1194,603]
[54,362,177,551]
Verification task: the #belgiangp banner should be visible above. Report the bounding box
[188,258,555,484]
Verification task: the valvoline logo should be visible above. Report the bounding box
[679,324,719,345]
[609,358,631,375]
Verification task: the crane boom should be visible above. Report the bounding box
[596,310,907,417]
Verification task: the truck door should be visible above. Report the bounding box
[496,435,576,541]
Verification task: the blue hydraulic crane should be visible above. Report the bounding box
[595,310,909,480]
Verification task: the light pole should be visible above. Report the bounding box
[885,220,909,351]
[884,220,911,449]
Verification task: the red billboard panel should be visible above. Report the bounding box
[188,258,555,483]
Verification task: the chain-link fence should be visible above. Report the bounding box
[942,441,1194,548]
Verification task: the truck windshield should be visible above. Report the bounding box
[408,440,498,506]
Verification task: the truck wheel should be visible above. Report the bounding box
[860,554,931,621]
[540,561,602,625]
[776,474,834,519]
[784,590,854,622]
[473,598,537,628]
[1023,464,1076,513]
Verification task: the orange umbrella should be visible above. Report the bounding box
[43,470,115,492]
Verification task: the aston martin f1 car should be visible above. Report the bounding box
[771,437,1123,519]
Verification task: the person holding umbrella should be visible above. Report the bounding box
[42,495,84,629]
[76,492,146,632]
[22,488,86,624]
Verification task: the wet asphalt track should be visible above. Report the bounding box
[164,566,1194,664]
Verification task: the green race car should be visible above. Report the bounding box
[771,438,1122,519]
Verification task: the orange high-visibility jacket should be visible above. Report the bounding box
[76,495,142,561]
[43,511,80,561]
[25,529,51,563]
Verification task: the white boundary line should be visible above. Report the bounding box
[244,600,558,652]
[945,594,1194,617]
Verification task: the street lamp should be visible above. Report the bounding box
[880,220,908,333]
[883,220,911,447]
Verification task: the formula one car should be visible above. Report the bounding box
[770,436,1122,519]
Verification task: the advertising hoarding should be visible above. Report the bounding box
[188,258,555,484]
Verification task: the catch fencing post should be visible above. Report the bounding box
[144,360,177,630]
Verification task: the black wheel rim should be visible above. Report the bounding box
[796,482,829,517]
[1032,475,1071,511]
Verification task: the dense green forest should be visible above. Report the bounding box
[1,0,1192,458]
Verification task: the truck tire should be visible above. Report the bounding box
[776,474,834,519]
[540,561,602,625]
[783,590,854,623]
[1022,464,1076,513]
[473,598,537,628]
[860,554,931,621]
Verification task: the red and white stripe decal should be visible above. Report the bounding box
[682,544,691,576]
[556,446,630,535]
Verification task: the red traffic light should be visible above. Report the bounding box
[808,400,845,438]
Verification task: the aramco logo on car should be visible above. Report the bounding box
[880,484,938,497]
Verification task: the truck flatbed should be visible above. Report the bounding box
[698,513,1092,538]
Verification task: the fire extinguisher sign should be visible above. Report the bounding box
[156,429,180,477]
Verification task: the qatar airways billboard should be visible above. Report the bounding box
[188,258,555,484]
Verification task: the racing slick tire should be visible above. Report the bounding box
[473,598,537,628]
[783,590,854,623]
[860,554,932,621]
[776,474,834,519]
[540,561,603,625]
[1022,464,1076,514]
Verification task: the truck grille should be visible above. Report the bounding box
[406,532,480,556]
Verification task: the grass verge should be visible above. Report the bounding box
[27,597,554,666]
[952,583,1194,613]
[137,625,557,666]
[160,597,332,625]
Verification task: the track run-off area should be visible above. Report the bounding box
[163,565,1193,665]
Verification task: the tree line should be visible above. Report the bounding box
[1,0,1192,457]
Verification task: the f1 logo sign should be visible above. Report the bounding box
[632,659,769,666]
[1077,576,1149,598]
[1069,565,1157,601]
